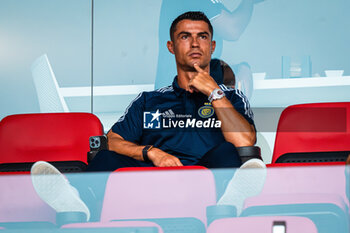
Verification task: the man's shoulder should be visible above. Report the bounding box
[153,85,175,94]
[129,85,175,107]
[219,84,251,104]
[142,85,175,98]
[219,84,254,119]
[218,84,247,97]
[219,84,241,98]
[218,84,235,92]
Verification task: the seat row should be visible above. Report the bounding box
[1,164,348,233]
[0,102,349,233]
[2,165,333,233]
[1,102,349,173]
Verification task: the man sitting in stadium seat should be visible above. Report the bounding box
[31,11,266,222]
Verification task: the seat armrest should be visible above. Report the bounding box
[236,146,262,163]
[206,205,237,226]
[56,212,87,226]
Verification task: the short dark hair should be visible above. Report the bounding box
[170,11,213,41]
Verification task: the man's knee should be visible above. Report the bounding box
[199,142,242,168]
[213,142,240,159]
[218,141,238,151]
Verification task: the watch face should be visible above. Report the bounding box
[209,88,225,102]
[214,89,224,97]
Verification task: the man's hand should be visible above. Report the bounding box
[188,64,220,96]
[148,147,183,167]
[186,64,256,147]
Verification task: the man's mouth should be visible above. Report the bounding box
[189,52,202,58]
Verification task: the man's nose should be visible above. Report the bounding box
[191,37,200,47]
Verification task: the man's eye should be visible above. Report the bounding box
[200,35,208,39]
[181,35,188,39]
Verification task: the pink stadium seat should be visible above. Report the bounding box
[0,113,104,173]
[115,165,207,172]
[241,165,349,233]
[101,167,217,233]
[207,216,318,233]
[0,174,56,229]
[62,221,164,233]
[272,102,350,164]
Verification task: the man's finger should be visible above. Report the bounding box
[193,63,204,73]
[176,160,183,166]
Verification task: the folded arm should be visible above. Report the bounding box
[188,64,256,147]
[107,130,183,167]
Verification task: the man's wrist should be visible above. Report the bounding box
[142,145,153,162]
[208,88,225,102]
[205,87,216,97]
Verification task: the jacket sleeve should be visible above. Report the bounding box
[111,92,145,144]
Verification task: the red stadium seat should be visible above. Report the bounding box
[241,103,350,233]
[0,113,104,173]
[272,102,350,164]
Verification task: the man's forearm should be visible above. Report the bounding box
[212,97,256,147]
[188,64,256,147]
[107,130,144,161]
[106,130,183,167]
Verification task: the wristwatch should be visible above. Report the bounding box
[208,88,225,102]
[142,145,153,163]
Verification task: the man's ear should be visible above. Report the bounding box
[211,40,216,54]
[167,41,175,54]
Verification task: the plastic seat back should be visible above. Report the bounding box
[244,165,348,207]
[0,113,103,173]
[242,165,349,233]
[207,216,318,233]
[0,174,56,228]
[62,221,164,233]
[102,167,216,228]
[272,102,350,164]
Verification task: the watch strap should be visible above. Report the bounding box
[208,88,225,102]
[142,145,153,163]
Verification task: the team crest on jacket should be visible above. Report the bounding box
[198,103,214,118]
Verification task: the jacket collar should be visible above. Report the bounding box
[172,76,186,97]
